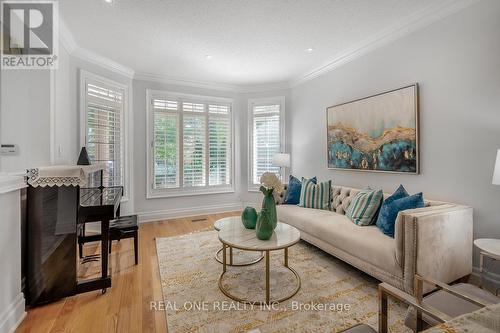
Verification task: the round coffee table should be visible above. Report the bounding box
[218,222,301,304]
[213,217,264,266]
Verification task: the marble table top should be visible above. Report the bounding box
[474,238,500,258]
[218,221,300,251]
[214,216,239,231]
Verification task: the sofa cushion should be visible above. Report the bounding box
[345,188,383,226]
[277,205,401,276]
[377,192,425,237]
[299,179,331,210]
[376,185,409,232]
[283,175,316,205]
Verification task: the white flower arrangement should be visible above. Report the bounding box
[259,172,284,194]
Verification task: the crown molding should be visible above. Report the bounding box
[134,72,289,93]
[237,81,290,94]
[290,0,481,87]
[72,47,135,79]
[134,72,239,92]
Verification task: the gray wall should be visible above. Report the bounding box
[289,0,500,278]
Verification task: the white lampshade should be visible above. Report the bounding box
[493,149,500,185]
[272,153,290,168]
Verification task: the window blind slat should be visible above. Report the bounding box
[85,80,124,188]
[252,105,281,184]
[153,112,179,189]
[183,115,206,187]
[209,117,230,186]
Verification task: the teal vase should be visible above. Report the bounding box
[256,208,274,240]
[260,186,277,229]
[241,206,258,229]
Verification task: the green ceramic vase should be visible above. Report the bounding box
[241,206,258,229]
[256,208,274,240]
[260,186,277,229]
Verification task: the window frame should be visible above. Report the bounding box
[247,96,286,192]
[146,89,235,198]
[79,70,130,201]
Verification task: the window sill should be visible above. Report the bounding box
[147,188,235,199]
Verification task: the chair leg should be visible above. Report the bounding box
[134,231,138,265]
[78,224,86,258]
[79,242,83,258]
[109,238,112,254]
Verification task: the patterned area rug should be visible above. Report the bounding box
[156,230,410,333]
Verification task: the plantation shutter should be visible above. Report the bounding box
[148,92,233,195]
[208,104,231,186]
[85,82,124,188]
[152,98,179,189]
[183,104,206,187]
[252,104,281,184]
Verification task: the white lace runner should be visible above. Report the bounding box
[27,164,106,187]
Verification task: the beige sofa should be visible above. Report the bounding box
[276,185,473,294]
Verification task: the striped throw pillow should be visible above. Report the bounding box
[346,189,383,226]
[299,179,332,210]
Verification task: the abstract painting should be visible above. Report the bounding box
[326,84,419,173]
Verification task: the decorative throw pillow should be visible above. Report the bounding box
[299,179,331,210]
[346,189,383,226]
[375,184,408,229]
[283,175,316,205]
[376,192,425,238]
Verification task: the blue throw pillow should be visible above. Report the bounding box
[283,175,316,205]
[374,185,408,225]
[376,188,424,238]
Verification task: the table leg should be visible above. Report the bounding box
[265,250,270,304]
[101,219,109,279]
[479,252,484,288]
[223,244,227,273]
[229,246,233,266]
[284,247,288,267]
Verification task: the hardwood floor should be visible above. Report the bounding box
[16,211,240,333]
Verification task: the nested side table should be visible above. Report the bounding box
[213,216,264,266]
[218,222,301,304]
[474,238,500,296]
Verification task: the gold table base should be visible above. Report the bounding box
[214,247,264,266]
[218,245,301,305]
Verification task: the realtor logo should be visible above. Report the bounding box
[1,0,58,69]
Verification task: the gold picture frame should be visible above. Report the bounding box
[326,84,419,174]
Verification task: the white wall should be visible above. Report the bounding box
[0,176,26,333]
[0,69,51,172]
[289,0,500,278]
[53,46,77,165]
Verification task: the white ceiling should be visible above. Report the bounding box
[60,0,467,86]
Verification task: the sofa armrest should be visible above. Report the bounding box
[394,204,473,293]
